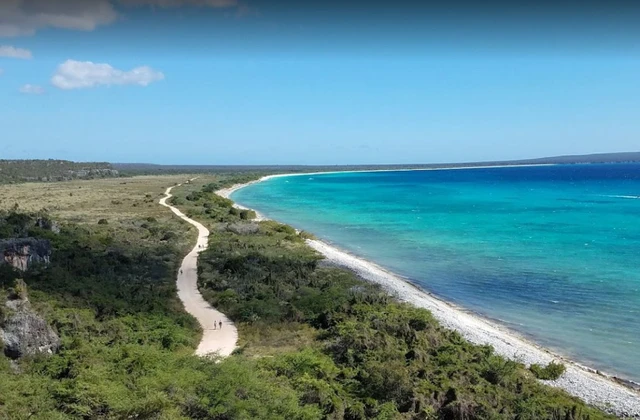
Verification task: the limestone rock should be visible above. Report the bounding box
[35,217,60,234]
[0,238,52,272]
[1,299,60,359]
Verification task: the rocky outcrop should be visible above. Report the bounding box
[226,222,260,235]
[0,238,51,272]
[35,217,60,234]
[1,293,60,359]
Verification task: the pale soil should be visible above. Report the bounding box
[160,183,237,357]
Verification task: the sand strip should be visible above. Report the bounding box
[218,174,640,418]
[160,183,237,357]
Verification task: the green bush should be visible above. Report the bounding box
[161,231,177,241]
[529,361,567,380]
[97,218,108,225]
[169,196,184,206]
[239,209,256,220]
[12,279,28,300]
[298,231,315,240]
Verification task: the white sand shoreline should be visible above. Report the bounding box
[217,168,640,418]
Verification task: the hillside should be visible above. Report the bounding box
[0,160,119,184]
[513,152,640,165]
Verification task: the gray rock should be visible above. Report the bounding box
[0,238,51,272]
[226,222,260,235]
[35,217,60,234]
[1,300,60,359]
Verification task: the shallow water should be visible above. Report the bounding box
[233,164,640,381]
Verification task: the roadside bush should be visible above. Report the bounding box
[170,196,184,206]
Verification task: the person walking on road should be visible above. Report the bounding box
[219,321,223,329]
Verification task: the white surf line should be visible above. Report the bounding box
[217,164,557,201]
[160,181,237,357]
[218,176,640,418]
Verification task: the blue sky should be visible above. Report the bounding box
[1,1,640,164]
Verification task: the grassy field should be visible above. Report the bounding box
[0,175,198,224]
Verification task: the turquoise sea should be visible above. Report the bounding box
[232,164,640,382]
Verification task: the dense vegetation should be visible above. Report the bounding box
[174,180,616,420]
[0,160,118,184]
[0,210,323,419]
[0,175,620,419]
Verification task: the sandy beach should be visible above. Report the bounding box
[217,172,640,418]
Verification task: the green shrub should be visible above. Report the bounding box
[186,191,204,201]
[97,219,108,225]
[298,231,315,240]
[13,279,28,300]
[529,361,566,380]
[161,231,177,241]
[169,196,184,206]
[239,209,256,220]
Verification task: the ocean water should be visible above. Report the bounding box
[232,164,640,381]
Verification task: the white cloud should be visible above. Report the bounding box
[0,0,117,37]
[0,0,240,37]
[20,83,45,94]
[51,59,165,90]
[0,45,32,59]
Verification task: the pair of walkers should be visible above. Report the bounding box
[213,320,223,330]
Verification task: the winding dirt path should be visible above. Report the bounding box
[160,182,237,357]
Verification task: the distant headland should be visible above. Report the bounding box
[110,151,640,174]
[2,152,639,184]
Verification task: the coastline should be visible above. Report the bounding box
[216,170,640,418]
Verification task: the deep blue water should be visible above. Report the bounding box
[233,163,640,381]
